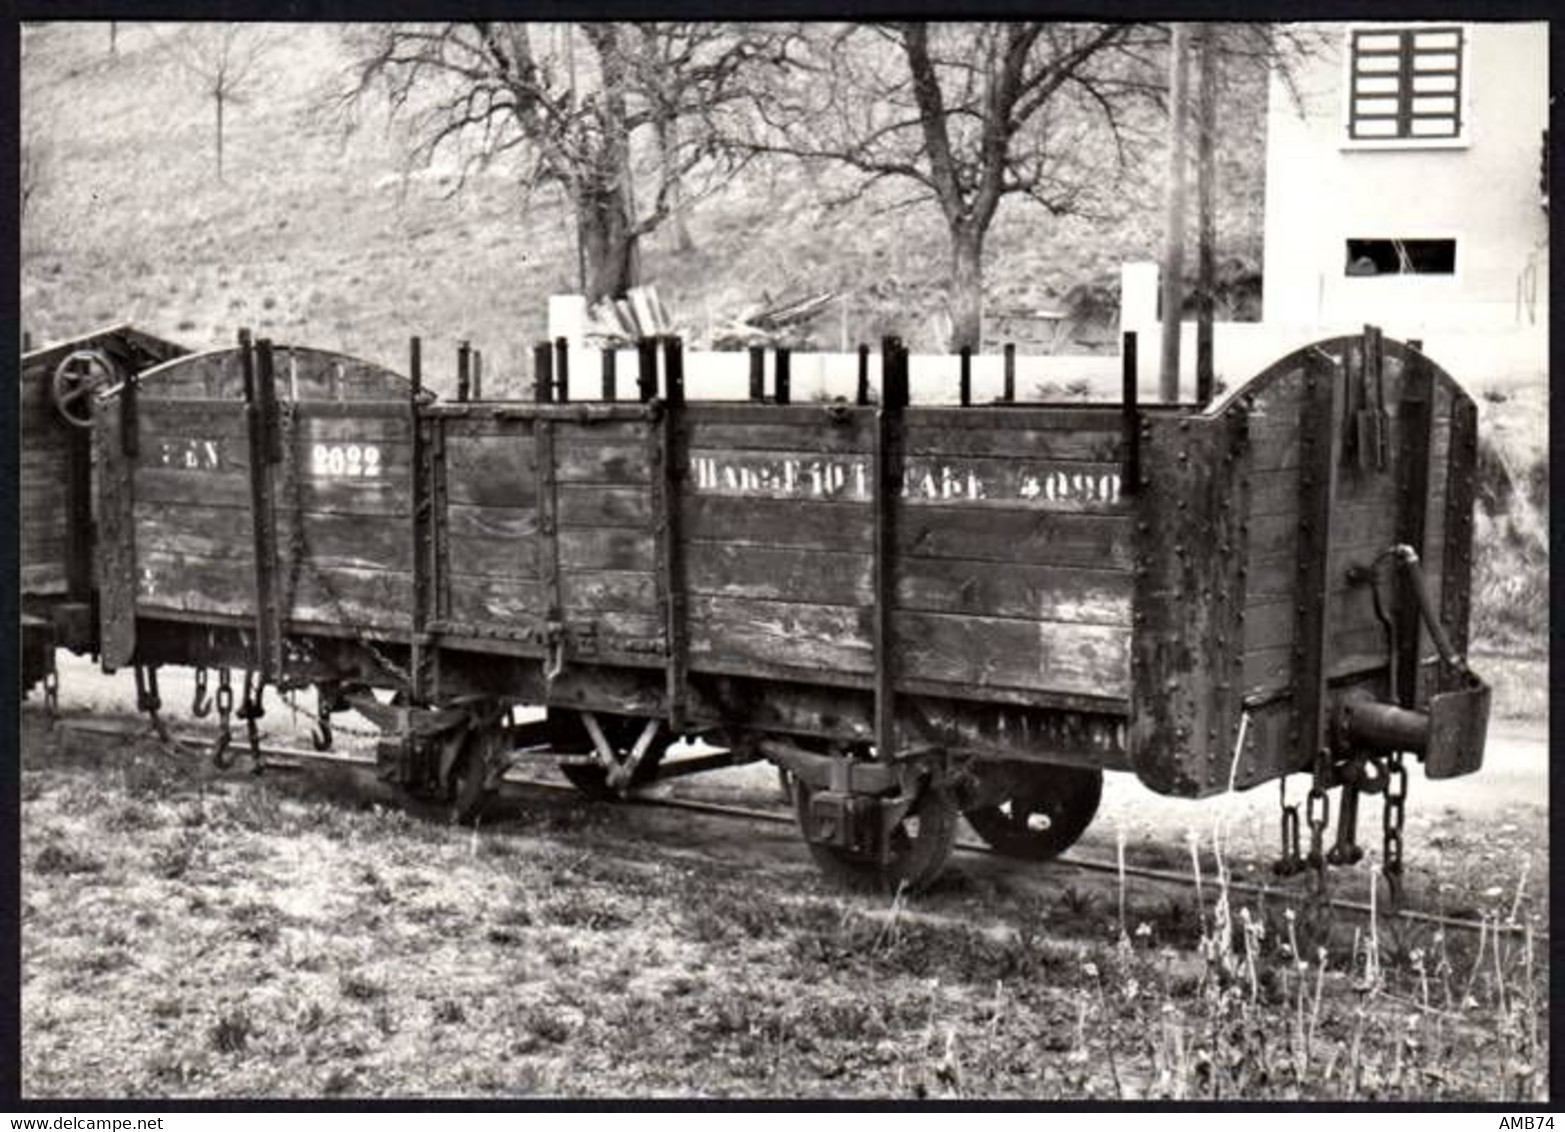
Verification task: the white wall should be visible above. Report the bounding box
[1262,22,1549,333]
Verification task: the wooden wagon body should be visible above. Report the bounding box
[33,325,1491,886]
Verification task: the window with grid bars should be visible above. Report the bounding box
[1348,26,1464,141]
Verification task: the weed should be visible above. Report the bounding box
[321,1068,355,1096]
[34,842,103,876]
[338,972,384,1002]
[433,999,466,1025]
[208,1007,254,1055]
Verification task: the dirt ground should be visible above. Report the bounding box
[19,656,1549,1100]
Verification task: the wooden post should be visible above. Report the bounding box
[1160,22,1191,403]
[872,339,906,762]
[553,336,570,403]
[856,344,870,405]
[1002,343,1016,403]
[456,341,471,402]
[658,335,688,730]
[958,346,972,407]
[409,336,422,396]
[661,337,682,404]
[22,330,32,352]
[1121,331,1140,495]
[637,338,658,403]
[533,341,553,403]
[1195,24,1218,406]
[601,346,617,401]
[774,347,791,405]
[748,345,765,401]
[471,348,483,400]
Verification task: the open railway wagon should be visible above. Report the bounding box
[27,325,1491,893]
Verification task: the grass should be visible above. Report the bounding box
[19,718,1548,1100]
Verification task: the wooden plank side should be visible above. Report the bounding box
[896,611,1131,698]
[899,507,1133,569]
[555,439,652,484]
[561,570,659,613]
[688,595,873,675]
[447,575,544,629]
[291,567,412,631]
[686,447,1125,512]
[137,551,254,615]
[901,423,1121,461]
[133,503,255,564]
[681,416,873,454]
[557,485,651,529]
[896,558,1132,625]
[558,528,656,572]
[444,434,537,507]
[447,504,537,541]
[686,544,873,605]
[681,496,871,552]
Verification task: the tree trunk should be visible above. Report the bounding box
[215,90,225,182]
[577,182,639,303]
[948,228,985,352]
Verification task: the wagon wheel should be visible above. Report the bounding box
[547,708,669,800]
[961,762,1102,861]
[51,348,120,429]
[793,778,958,893]
[446,722,503,826]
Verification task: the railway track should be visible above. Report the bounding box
[39,710,1539,940]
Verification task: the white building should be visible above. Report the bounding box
[1260,21,1548,370]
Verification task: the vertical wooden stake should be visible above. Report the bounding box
[472,348,483,401]
[1195,24,1218,407]
[601,346,617,401]
[637,338,658,403]
[748,345,765,401]
[1003,342,1016,403]
[774,347,791,405]
[456,341,471,402]
[554,336,570,403]
[1160,22,1191,403]
[958,346,972,407]
[1121,331,1140,495]
[409,337,422,396]
[856,344,870,405]
[533,341,554,403]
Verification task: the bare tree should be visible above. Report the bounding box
[744,23,1168,350]
[164,25,273,182]
[745,22,1321,351]
[334,22,787,301]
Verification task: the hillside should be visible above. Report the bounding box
[20,21,1270,398]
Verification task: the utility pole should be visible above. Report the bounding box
[1159,23,1191,402]
[1195,24,1218,404]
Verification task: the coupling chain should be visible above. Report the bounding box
[212,668,236,768]
[1306,751,1331,895]
[1382,749,1408,898]
[1272,776,1304,877]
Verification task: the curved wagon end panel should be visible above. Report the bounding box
[117,343,428,403]
[1129,328,1486,800]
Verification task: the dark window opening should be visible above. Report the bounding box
[1345,238,1457,276]
[1348,26,1464,141]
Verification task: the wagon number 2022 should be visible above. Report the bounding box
[311,443,382,478]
